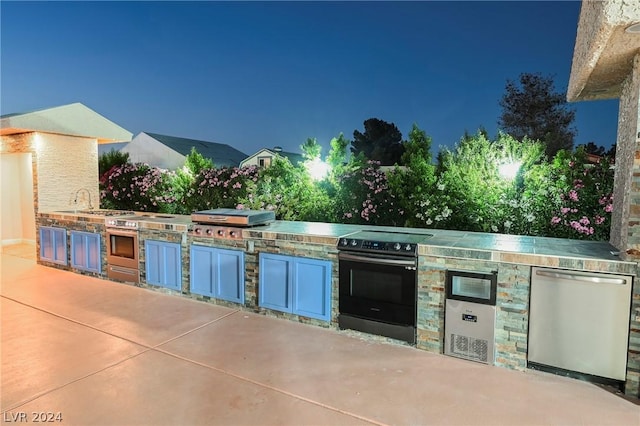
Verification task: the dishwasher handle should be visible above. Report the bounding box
[535,269,627,285]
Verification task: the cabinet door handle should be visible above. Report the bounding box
[535,269,627,285]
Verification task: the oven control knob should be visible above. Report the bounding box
[405,244,412,251]
[350,239,358,246]
[217,229,225,237]
[340,238,348,246]
[393,243,401,251]
[194,228,202,235]
[230,230,237,238]
[206,229,212,235]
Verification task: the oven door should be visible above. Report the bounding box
[106,229,139,270]
[339,252,417,326]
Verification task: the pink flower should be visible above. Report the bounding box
[551,216,562,224]
[605,204,613,213]
[568,190,579,202]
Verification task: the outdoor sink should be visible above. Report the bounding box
[55,209,133,216]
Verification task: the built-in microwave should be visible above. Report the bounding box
[445,270,497,306]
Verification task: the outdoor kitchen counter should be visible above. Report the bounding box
[42,211,637,275]
[245,220,637,275]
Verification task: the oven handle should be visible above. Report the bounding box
[106,228,139,236]
[338,252,417,268]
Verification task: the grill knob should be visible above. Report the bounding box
[393,243,401,251]
[350,239,358,246]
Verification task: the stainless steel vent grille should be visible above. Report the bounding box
[450,334,488,363]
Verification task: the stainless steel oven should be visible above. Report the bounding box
[105,217,140,283]
[337,230,431,344]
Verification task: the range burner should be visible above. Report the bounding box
[337,230,432,257]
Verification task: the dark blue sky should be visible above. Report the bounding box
[1,1,618,157]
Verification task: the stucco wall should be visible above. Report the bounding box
[35,133,99,213]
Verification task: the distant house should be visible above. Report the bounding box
[114,132,247,170]
[240,146,304,168]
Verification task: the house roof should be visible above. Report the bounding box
[241,147,304,167]
[144,132,247,167]
[0,102,132,143]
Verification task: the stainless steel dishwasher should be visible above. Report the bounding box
[528,267,632,383]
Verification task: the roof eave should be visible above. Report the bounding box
[567,1,640,102]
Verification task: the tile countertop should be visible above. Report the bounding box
[246,220,637,275]
[41,211,637,274]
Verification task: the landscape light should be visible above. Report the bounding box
[306,158,330,181]
[498,161,522,180]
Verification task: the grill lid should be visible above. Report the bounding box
[191,208,275,227]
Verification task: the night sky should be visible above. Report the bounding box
[1,1,618,157]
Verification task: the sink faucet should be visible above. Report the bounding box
[72,188,94,210]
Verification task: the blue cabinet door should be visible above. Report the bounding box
[190,245,245,303]
[259,253,332,321]
[216,248,245,303]
[259,253,290,312]
[293,258,332,321]
[39,226,67,265]
[145,240,181,291]
[190,245,215,296]
[70,231,101,273]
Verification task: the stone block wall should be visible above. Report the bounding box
[416,255,530,371]
[35,214,106,278]
[35,133,99,213]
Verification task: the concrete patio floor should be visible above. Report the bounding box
[1,244,638,425]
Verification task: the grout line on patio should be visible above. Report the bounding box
[149,308,241,349]
[1,348,154,413]
[152,346,386,426]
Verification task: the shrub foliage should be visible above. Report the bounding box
[98,127,615,241]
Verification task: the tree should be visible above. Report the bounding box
[98,149,129,179]
[387,124,437,227]
[185,147,214,175]
[301,137,322,161]
[576,142,605,157]
[351,118,404,165]
[498,73,576,158]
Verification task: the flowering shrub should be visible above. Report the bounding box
[548,149,614,240]
[100,163,176,212]
[334,160,404,226]
[190,165,259,211]
[98,130,615,242]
